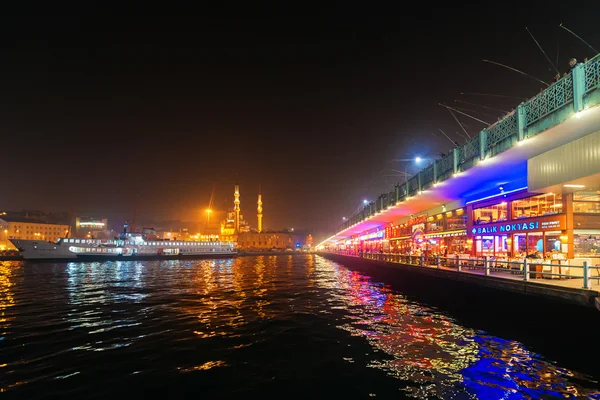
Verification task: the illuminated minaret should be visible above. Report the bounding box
[234,184,241,233]
[257,185,263,233]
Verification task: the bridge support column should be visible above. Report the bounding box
[479,129,487,160]
[573,63,585,112]
[516,104,526,141]
[433,162,437,184]
[417,172,422,192]
[452,148,458,175]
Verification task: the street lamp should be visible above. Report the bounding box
[363,199,368,205]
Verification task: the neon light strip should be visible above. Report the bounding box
[465,187,527,205]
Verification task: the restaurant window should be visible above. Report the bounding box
[473,202,507,224]
[426,216,444,232]
[527,232,543,255]
[476,236,494,255]
[574,234,600,258]
[398,224,411,236]
[544,232,562,255]
[446,210,467,230]
[514,233,527,256]
[573,191,600,214]
[511,193,562,219]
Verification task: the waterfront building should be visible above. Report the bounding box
[237,231,292,250]
[0,216,69,250]
[467,189,599,260]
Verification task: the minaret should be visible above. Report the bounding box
[234,184,240,233]
[257,185,263,233]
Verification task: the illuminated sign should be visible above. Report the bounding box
[359,231,384,241]
[424,230,467,238]
[408,214,427,226]
[469,216,565,236]
[79,221,105,227]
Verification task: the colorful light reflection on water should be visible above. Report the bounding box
[313,258,600,398]
[0,255,598,399]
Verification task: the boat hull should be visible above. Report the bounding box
[22,253,238,263]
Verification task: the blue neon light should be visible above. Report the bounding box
[465,187,527,205]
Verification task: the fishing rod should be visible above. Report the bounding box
[526,27,560,75]
[483,59,549,86]
[559,23,599,54]
[454,99,509,113]
[439,103,491,125]
[452,105,498,119]
[460,92,527,101]
[447,108,472,139]
[454,131,468,140]
[438,128,460,146]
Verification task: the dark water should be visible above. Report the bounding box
[0,255,599,399]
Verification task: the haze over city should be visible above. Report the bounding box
[2,6,599,238]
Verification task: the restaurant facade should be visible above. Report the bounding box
[384,208,469,256]
[341,188,599,263]
[466,189,600,260]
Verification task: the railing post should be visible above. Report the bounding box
[573,63,585,113]
[523,258,529,281]
[437,254,441,269]
[479,129,487,160]
[583,261,591,289]
[516,103,526,141]
[420,255,425,267]
[484,256,490,276]
[452,148,459,175]
[456,255,461,272]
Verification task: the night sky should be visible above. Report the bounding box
[2,6,599,238]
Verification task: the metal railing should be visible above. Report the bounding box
[338,54,600,233]
[352,252,598,290]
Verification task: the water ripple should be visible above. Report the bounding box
[0,256,598,398]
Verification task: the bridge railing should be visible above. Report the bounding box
[339,53,600,233]
[356,252,597,289]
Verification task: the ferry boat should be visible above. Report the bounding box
[10,232,237,261]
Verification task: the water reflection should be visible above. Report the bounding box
[0,262,19,341]
[314,258,600,398]
[1,256,599,399]
[65,261,147,352]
